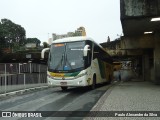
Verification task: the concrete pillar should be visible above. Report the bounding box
[133,57,142,78]
[142,54,150,81]
[154,33,160,84]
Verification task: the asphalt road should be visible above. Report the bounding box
[0,83,114,120]
[0,69,134,120]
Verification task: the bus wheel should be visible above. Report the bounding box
[91,75,96,89]
[61,86,68,91]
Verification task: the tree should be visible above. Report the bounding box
[43,42,49,48]
[0,22,6,45]
[26,38,41,47]
[0,22,6,54]
[0,18,26,51]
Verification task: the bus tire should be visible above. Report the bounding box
[91,74,96,89]
[61,86,68,91]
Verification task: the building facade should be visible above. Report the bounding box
[52,26,86,41]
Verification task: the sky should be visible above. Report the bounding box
[0,0,122,44]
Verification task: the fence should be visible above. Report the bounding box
[0,63,47,94]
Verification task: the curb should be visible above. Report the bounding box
[0,86,49,98]
[91,81,118,111]
[83,81,119,120]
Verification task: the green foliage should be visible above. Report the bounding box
[1,19,26,45]
[43,42,49,48]
[0,18,26,53]
[26,38,41,46]
[0,21,7,55]
[0,22,6,46]
[12,42,20,52]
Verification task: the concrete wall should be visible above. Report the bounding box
[121,0,160,18]
[154,33,160,84]
[121,35,154,49]
[120,0,160,83]
[107,49,126,56]
[126,50,143,56]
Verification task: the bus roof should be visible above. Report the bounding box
[52,36,111,58]
[52,36,104,49]
[52,36,94,43]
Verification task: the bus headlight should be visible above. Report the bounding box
[78,80,83,85]
[76,72,87,78]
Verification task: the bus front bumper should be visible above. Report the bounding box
[47,75,91,87]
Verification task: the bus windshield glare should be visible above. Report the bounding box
[48,41,85,72]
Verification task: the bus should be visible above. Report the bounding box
[41,36,113,90]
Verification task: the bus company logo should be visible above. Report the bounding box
[62,77,65,80]
[2,112,11,117]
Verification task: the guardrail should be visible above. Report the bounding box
[0,63,47,94]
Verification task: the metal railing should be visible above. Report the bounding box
[0,63,47,94]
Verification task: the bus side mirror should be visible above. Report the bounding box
[83,45,90,57]
[41,48,50,59]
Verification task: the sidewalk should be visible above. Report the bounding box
[86,80,160,120]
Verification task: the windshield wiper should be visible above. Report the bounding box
[55,54,64,70]
[64,53,73,70]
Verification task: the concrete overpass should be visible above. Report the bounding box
[120,0,160,83]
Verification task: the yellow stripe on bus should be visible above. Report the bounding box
[49,72,65,77]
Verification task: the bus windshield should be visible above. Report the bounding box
[48,41,85,72]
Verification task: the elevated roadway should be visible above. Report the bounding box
[120,0,160,83]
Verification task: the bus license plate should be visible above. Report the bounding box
[60,82,67,86]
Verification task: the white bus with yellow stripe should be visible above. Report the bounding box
[41,36,113,90]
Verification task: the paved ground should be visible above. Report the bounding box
[1,68,160,120]
[0,84,113,120]
[85,80,160,120]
